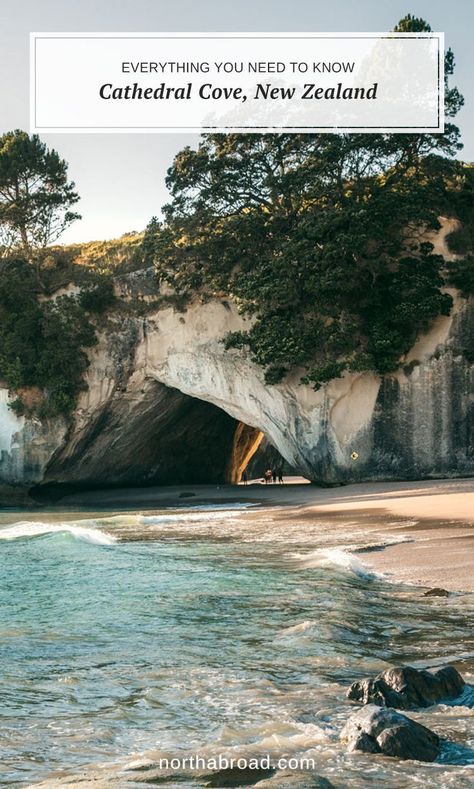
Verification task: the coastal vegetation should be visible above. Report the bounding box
[0,15,472,418]
[0,130,80,278]
[0,129,150,416]
[0,260,110,417]
[145,15,472,388]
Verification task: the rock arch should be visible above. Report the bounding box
[0,220,472,494]
[39,378,264,493]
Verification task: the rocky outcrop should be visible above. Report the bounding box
[254,773,335,788]
[0,322,264,496]
[423,587,450,597]
[0,388,67,489]
[226,422,263,484]
[348,665,465,710]
[341,704,440,762]
[124,289,474,485]
[0,218,472,493]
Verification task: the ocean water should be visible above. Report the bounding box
[0,504,473,788]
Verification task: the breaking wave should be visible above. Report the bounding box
[296,547,378,578]
[139,510,247,525]
[0,521,116,545]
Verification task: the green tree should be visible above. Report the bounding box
[0,259,99,417]
[0,131,80,274]
[149,17,468,388]
[139,216,162,267]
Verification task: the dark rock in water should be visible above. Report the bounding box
[347,665,465,710]
[179,491,196,498]
[202,766,275,786]
[423,587,450,597]
[253,772,335,788]
[123,764,333,788]
[435,666,466,698]
[349,731,381,754]
[130,765,277,786]
[341,704,440,762]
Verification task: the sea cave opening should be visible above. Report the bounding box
[34,379,299,499]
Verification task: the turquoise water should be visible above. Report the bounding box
[0,505,473,787]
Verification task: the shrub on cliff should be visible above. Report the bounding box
[147,16,469,389]
[0,260,97,416]
[446,164,474,297]
[79,274,116,313]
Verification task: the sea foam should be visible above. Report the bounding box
[0,521,116,545]
[297,547,377,579]
[139,510,245,525]
[273,620,318,641]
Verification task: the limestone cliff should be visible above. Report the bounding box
[0,219,472,495]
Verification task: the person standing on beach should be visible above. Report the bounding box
[277,467,284,484]
[241,469,248,485]
[272,469,277,484]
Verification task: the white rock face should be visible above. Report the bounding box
[134,300,382,478]
[0,389,67,486]
[132,291,471,482]
[0,389,23,463]
[0,218,472,488]
[117,217,469,481]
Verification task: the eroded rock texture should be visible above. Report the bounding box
[348,665,465,710]
[341,705,440,762]
[41,379,256,492]
[0,220,472,492]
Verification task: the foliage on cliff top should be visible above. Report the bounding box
[0,259,113,417]
[21,231,145,294]
[0,228,160,417]
[0,127,144,295]
[0,130,133,416]
[445,164,474,297]
[63,232,144,272]
[144,16,471,388]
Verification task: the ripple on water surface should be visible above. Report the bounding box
[0,505,473,787]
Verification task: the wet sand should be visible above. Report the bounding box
[300,478,474,593]
[59,477,474,593]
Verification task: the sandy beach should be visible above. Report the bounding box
[306,482,474,594]
[57,476,474,593]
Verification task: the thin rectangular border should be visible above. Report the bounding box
[30,33,444,133]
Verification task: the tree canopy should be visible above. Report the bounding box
[0,259,99,416]
[0,130,80,265]
[144,16,470,388]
